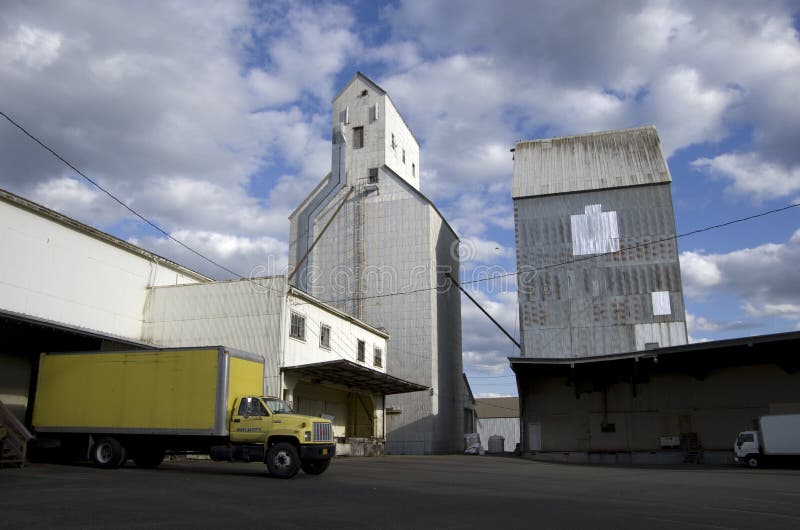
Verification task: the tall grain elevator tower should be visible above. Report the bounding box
[288,73,464,454]
[512,126,688,358]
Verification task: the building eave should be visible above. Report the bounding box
[282,359,427,395]
[509,330,800,368]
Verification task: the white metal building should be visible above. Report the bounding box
[0,188,422,451]
[288,73,465,454]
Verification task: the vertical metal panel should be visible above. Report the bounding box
[477,417,521,452]
[142,277,285,396]
[514,183,687,358]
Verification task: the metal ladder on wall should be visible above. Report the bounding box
[0,400,34,468]
[352,184,366,320]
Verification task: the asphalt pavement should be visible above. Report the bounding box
[2,455,800,529]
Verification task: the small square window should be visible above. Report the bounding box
[368,168,379,184]
[320,324,331,349]
[601,423,616,433]
[357,340,365,362]
[373,347,382,368]
[353,126,364,149]
[290,312,305,341]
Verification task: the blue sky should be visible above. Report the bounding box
[1,0,799,397]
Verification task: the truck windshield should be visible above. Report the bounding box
[263,398,293,414]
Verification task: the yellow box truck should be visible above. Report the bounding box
[31,346,334,478]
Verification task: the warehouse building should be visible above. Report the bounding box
[509,128,799,463]
[512,126,688,359]
[0,187,422,453]
[510,331,800,464]
[289,73,464,454]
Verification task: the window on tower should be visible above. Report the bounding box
[353,126,364,149]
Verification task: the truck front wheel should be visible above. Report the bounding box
[266,442,300,479]
[746,455,760,468]
[301,459,330,475]
[91,437,127,469]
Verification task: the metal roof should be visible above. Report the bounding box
[475,397,519,419]
[282,360,428,395]
[509,330,800,368]
[512,126,671,199]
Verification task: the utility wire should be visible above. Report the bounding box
[294,199,800,308]
[460,201,800,286]
[7,110,799,303]
[1,110,246,280]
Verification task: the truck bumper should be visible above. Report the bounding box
[300,443,335,460]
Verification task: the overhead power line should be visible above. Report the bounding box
[460,201,800,286]
[1,110,245,279]
[293,200,800,307]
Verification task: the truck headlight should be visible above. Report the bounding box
[304,431,311,442]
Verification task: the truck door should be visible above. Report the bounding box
[231,397,270,443]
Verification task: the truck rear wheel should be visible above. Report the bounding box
[746,455,760,468]
[132,447,165,468]
[91,437,127,469]
[266,442,300,479]
[301,459,330,475]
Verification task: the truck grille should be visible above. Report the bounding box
[313,422,332,442]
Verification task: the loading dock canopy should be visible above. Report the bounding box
[282,360,428,395]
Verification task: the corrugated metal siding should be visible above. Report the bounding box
[515,184,687,358]
[477,417,520,452]
[142,277,285,396]
[512,126,671,199]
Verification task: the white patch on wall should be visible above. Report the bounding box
[570,204,620,256]
[651,291,671,316]
[634,322,687,350]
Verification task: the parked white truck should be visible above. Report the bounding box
[734,414,800,468]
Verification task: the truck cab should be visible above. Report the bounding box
[221,396,335,478]
[734,430,761,468]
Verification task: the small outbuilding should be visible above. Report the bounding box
[475,397,520,453]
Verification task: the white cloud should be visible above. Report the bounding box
[379,0,800,193]
[744,302,800,321]
[0,24,62,71]
[0,1,363,280]
[686,311,757,333]
[138,229,287,280]
[30,177,133,226]
[680,251,723,297]
[692,153,800,201]
[681,230,800,326]
[643,67,738,156]
[246,3,359,107]
[463,350,512,376]
[460,289,520,375]
[474,392,516,399]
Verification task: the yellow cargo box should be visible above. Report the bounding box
[32,346,264,436]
